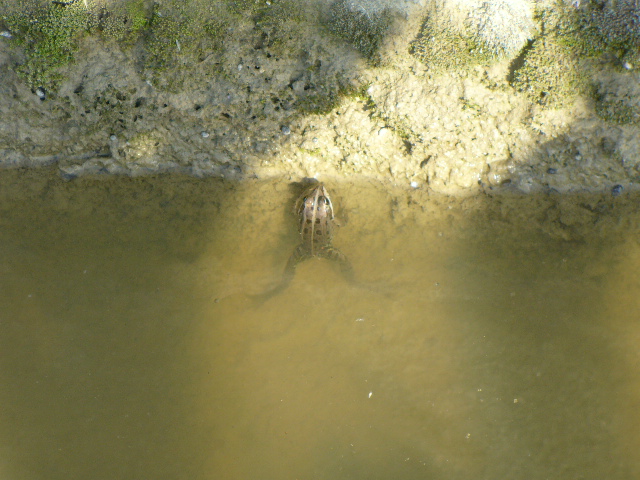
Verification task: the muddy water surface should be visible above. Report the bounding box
[0,169,639,479]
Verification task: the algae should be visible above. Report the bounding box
[511,35,587,107]
[411,1,534,73]
[2,2,89,91]
[324,0,393,63]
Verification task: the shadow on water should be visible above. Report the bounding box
[1,169,640,479]
[0,169,234,479]
[426,193,640,479]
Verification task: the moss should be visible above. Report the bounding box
[509,2,640,110]
[411,1,534,73]
[225,0,262,15]
[511,36,586,107]
[143,4,186,70]
[595,96,639,124]
[410,10,497,72]
[294,75,359,115]
[3,2,89,91]
[552,0,640,66]
[593,76,640,125]
[324,0,392,63]
[94,0,151,45]
[550,3,605,57]
[141,2,229,90]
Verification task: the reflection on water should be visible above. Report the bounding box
[0,168,639,479]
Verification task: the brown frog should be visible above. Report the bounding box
[255,182,354,301]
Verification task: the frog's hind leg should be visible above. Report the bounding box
[251,244,311,304]
[318,246,355,283]
[282,243,312,285]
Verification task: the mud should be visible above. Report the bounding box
[0,0,638,196]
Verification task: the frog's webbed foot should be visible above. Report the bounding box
[318,246,355,284]
[250,245,310,305]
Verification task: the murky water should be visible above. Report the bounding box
[1,169,639,479]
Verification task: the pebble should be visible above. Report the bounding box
[410,181,419,189]
[612,184,623,196]
[35,87,46,101]
[281,125,291,135]
[547,168,557,174]
[0,31,12,38]
[201,131,210,138]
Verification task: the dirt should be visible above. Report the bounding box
[0,0,639,197]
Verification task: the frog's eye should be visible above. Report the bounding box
[322,197,331,206]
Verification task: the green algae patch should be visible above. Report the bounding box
[510,1,640,114]
[410,14,496,72]
[295,74,360,116]
[3,3,89,91]
[93,0,151,45]
[411,1,534,73]
[511,35,587,107]
[1,0,151,92]
[143,2,224,67]
[593,73,640,125]
[324,0,393,63]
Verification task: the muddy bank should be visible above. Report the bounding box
[1,0,639,196]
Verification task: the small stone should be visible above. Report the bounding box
[281,125,291,135]
[0,31,12,38]
[109,134,117,141]
[410,181,419,189]
[547,168,557,174]
[35,87,46,101]
[612,184,623,196]
[623,62,633,70]
[201,131,210,138]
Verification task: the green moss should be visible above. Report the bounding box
[410,11,496,73]
[511,36,586,107]
[141,2,229,90]
[509,2,640,110]
[294,75,358,115]
[593,77,640,125]
[126,0,150,32]
[225,0,262,15]
[325,0,392,63]
[595,96,639,124]
[143,5,186,70]
[551,0,640,65]
[550,4,604,57]
[3,3,89,91]
[94,0,151,44]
